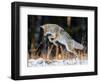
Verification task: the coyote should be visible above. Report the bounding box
[41,24,84,53]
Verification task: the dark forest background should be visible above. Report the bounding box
[28,15,88,55]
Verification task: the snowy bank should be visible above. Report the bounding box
[28,58,88,67]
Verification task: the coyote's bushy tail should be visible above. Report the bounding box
[72,40,84,50]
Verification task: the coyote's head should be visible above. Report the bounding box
[40,24,63,37]
[41,24,56,36]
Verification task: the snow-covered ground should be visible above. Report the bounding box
[28,58,88,67]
